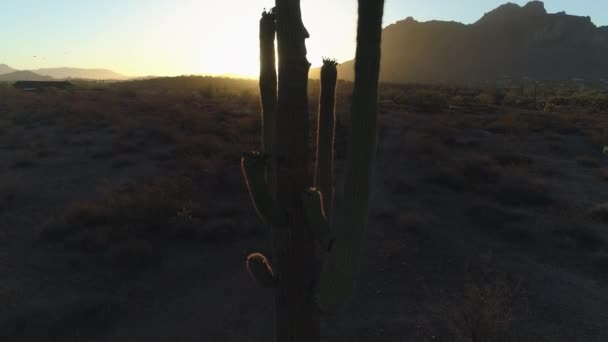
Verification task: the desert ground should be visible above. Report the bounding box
[1,77,608,341]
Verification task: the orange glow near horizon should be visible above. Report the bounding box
[1,1,359,78]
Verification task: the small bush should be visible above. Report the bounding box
[589,203,608,223]
[600,168,608,181]
[0,175,26,212]
[105,239,162,270]
[494,175,554,207]
[13,151,37,168]
[434,266,528,342]
[493,152,533,167]
[393,89,448,112]
[577,156,600,168]
[552,225,604,251]
[465,204,527,229]
[593,251,608,271]
[486,113,528,135]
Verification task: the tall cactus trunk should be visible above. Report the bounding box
[316,0,384,313]
[315,59,338,220]
[274,0,318,341]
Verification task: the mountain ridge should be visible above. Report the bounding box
[0,64,17,75]
[0,65,127,80]
[34,67,127,80]
[311,1,608,83]
[0,71,55,82]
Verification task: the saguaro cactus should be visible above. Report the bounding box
[241,0,384,341]
[314,58,338,220]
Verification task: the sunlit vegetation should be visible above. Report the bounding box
[1,76,608,340]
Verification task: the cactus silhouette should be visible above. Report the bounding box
[241,0,384,340]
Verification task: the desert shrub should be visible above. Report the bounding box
[450,277,525,342]
[577,156,600,168]
[38,173,252,267]
[589,203,608,223]
[503,92,536,109]
[105,239,161,269]
[486,113,528,134]
[600,168,608,181]
[393,89,448,112]
[552,225,604,251]
[425,153,501,192]
[433,264,528,342]
[590,128,608,148]
[492,152,533,167]
[0,174,26,212]
[397,212,430,240]
[493,174,554,207]
[476,92,499,106]
[546,94,608,111]
[465,204,527,230]
[593,251,608,271]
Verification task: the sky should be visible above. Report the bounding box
[1,0,607,78]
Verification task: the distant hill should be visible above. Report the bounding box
[0,71,54,82]
[0,64,17,75]
[311,1,608,83]
[33,67,127,80]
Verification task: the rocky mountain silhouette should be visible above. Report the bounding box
[33,67,127,80]
[0,65,127,80]
[311,1,608,83]
[0,71,55,82]
[0,64,17,75]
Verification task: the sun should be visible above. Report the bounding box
[186,1,265,78]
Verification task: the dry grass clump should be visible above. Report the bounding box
[600,168,608,181]
[433,262,528,342]
[493,173,555,207]
[576,155,600,168]
[38,173,251,268]
[589,203,608,223]
[552,224,604,252]
[486,112,529,135]
[425,153,501,192]
[397,212,431,241]
[465,204,527,229]
[492,152,533,167]
[0,174,26,212]
[12,150,38,168]
[592,251,608,271]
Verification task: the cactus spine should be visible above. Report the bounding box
[241,0,384,340]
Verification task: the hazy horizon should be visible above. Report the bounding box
[3,0,608,78]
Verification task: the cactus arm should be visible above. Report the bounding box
[302,188,332,251]
[241,151,287,226]
[246,252,278,288]
[260,8,278,155]
[316,0,385,313]
[314,59,338,219]
[259,9,279,197]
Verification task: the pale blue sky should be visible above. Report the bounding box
[1,0,606,77]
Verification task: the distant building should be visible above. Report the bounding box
[13,81,73,91]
